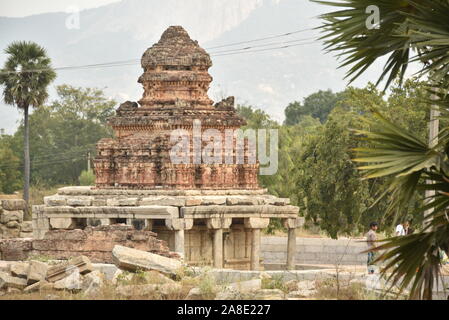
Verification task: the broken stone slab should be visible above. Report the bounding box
[226,196,264,206]
[115,198,139,206]
[9,262,29,279]
[24,280,49,293]
[44,196,67,207]
[112,245,182,275]
[92,263,119,281]
[0,261,10,272]
[0,210,24,224]
[199,197,227,205]
[81,270,105,296]
[27,260,48,284]
[57,186,92,195]
[46,256,93,282]
[54,268,81,291]
[0,271,28,290]
[2,199,27,211]
[140,196,186,207]
[66,197,93,207]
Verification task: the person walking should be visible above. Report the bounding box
[366,222,378,274]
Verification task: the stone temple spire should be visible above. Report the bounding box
[94,26,258,190]
[138,26,214,107]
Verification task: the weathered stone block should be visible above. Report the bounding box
[226,196,262,206]
[0,210,24,224]
[54,268,81,291]
[140,196,185,207]
[6,220,20,229]
[9,262,29,279]
[91,198,107,206]
[112,245,181,275]
[117,198,139,206]
[23,280,49,293]
[2,199,27,211]
[0,271,28,290]
[21,221,33,233]
[47,256,93,283]
[67,197,92,207]
[27,260,48,284]
[44,196,67,206]
[185,198,202,206]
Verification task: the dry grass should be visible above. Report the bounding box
[314,278,369,300]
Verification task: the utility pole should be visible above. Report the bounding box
[87,152,91,171]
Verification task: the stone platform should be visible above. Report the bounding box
[34,187,302,270]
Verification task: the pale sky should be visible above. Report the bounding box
[0,0,121,17]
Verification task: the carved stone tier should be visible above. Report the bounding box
[94,26,258,189]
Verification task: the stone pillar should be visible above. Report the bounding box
[145,219,154,231]
[213,229,223,268]
[287,228,296,270]
[283,218,303,270]
[207,218,232,269]
[165,218,193,258]
[251,228,261,271]
[244,218,270,271]
[174,229,185,255]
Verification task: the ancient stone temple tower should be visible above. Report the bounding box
[36,26,301,271]
[94,26,258,190]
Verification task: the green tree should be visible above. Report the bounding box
[11,85,115,185]
[236,105,278,128]
[284,89,344,125]
[316,0,449,299]
[0,41,56,204]
[0,135,21,194]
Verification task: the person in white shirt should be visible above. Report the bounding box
[395,220,410,236]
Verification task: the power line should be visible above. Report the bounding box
[0,155,87,170]
[209,37,317,55]
[212,41,317,57]
[0,28,318,75]
[205,27,315,50]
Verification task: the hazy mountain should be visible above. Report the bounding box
[0,0,383,133]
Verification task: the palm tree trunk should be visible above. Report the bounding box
[23,104,30,205]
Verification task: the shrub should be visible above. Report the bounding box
[79,170,95,186]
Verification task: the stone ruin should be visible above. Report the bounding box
[7,26,303,271]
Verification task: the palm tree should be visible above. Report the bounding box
[314,0,449,299]
[0,41,56,205]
